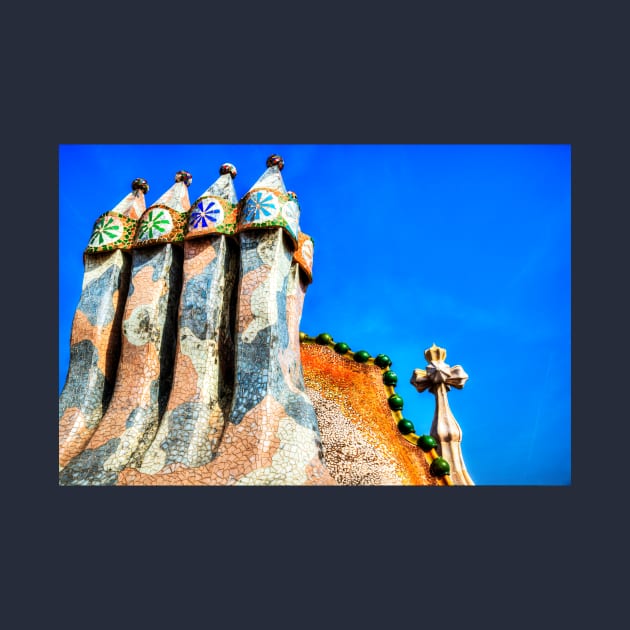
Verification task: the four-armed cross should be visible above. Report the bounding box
[410,344,474,486]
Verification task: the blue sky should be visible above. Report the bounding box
[59,144,571,485]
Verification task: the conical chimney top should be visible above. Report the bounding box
[187,163,239,239]
[85,178,149,253]
[238,154,300,247]
[134,171,192,247]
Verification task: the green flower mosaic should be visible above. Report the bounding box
[138,209,172,240]
[88,216,120,247]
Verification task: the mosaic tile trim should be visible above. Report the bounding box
[237,187,300,248]
[134,204,189,247]
[299,332,454,486]
[135,235,238,474]
[293,232,315,284]
[59,250,131,469]
[59,244,183,486]
[85,212,139,253]
[186,195,239,238]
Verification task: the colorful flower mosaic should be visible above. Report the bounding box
[242,190,279,222]
[187,196,238,239]
[85,212,139,254]
[135,205,190,247]
[190,199,223,229]
[89,215,121,247]
[238,188,299,248]
[186,163,239,240]
[134,174,192,248]
[137,208,173,241]
[84,180,148,254]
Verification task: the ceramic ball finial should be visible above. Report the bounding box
[131,178,149,194]
[174,170,193,187]
[219,163,237,179]
[266,154,284,170]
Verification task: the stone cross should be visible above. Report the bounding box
[410,344,474,486]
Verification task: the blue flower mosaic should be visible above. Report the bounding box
[190,200,222,229]
[243,191,277,222]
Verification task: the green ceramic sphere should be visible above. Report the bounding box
[397,418,415,435]
[334,342,350,354]
[430,457,450,477]
[382,370,398,386]
[374,354,392,368]
[417,435,438,452]
[353,350,371,363]
[388,394,404,410]
[316,333,333,345]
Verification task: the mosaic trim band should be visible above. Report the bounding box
[187,195,239,238]
[238,187,300,248]
[135,203,190,247]
[85,212,139,253]
[299,331,454,486]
